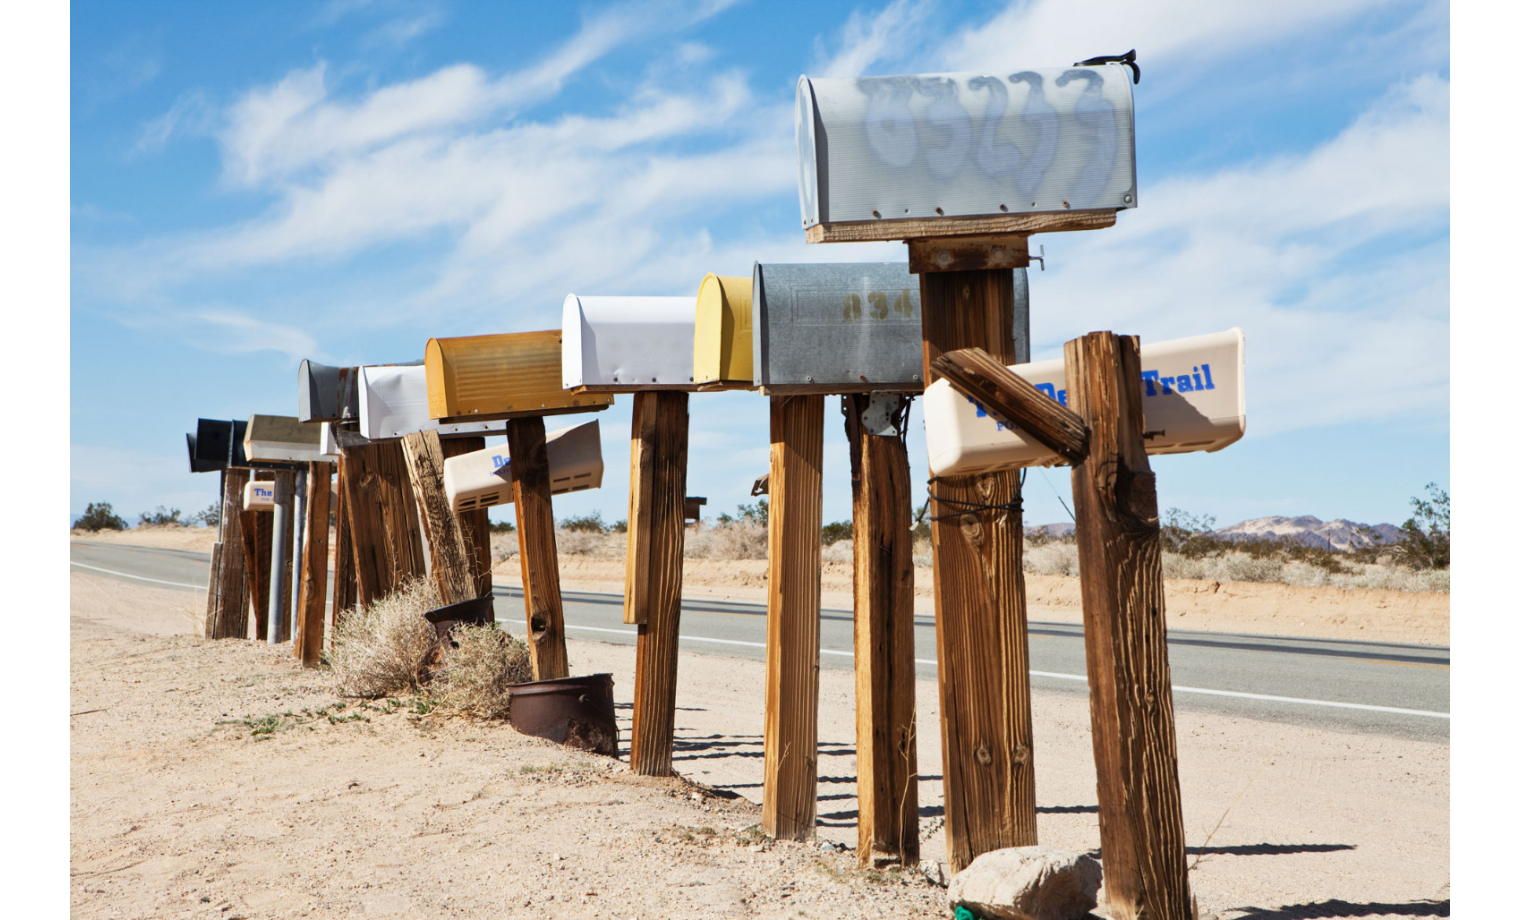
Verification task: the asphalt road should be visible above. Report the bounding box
[71,541,1450,742]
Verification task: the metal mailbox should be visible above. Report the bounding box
[692,274,755,388]
[424,330,613,423]
[924,328,1245,476]
[442,420,604,513]
[186,432,224,473]
[796,65,1136,233]
[751,261,923,394]
[193,418,248,468]
[243,480,277,512]
[562,294,698,392]
[244,414,328,464]
[359,364,510,440]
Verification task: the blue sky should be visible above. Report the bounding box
[69,0,1450,530]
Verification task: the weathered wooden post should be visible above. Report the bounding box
[564,293,698,776]
[191,419,251,639]
[750,261,926,861]
[927,328,1245,919]
[297,461,332,668]
[425,330,613,680]
[241,476,276,640]
[795,62,1139,870]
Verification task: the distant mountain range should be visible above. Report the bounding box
[1029,515,1404,551]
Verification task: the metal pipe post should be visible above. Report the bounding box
[269,472,293,644]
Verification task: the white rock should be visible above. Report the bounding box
[947,846,1101,920]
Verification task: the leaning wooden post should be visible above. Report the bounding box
[845,394,919,867]
[917,262,1038,869]
[761,394,824,840]
[297,462,332,668]
[209,468,250,639]
[507,416,570,680]
[401,429,478,606]
[1065,332,1191,920]
[626,391,690,776]
[332,455,358,621]
[440,436,493,600]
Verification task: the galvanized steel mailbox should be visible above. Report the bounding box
[752,261,923,394]
[924,328,1245,476]
[359,364,509,440]
[796,65,1136,235]
[244,414,327,464]
[442,420,604,513]
[692,274,755,388]
[562,294,698,392]
[243,480,277,512]
[299,359,422,423]
[425,330,613,423]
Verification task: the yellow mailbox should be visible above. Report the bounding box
[424,329,613,423]
[692,274,755,389]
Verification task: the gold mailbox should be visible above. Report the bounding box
[424,329,613,423]
[692,274,755,389]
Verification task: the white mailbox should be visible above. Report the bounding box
[442,420,605,513]
[244,414,326,464]
[359,365,510,441]
[243,480,277,512]
[924,328,1245,476]
[562,294,698,391]
[797,66,1136,233]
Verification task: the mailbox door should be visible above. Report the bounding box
[752,262,924,393]
[797,67,1137,228]
[562,295,697,391]
[925,328,1246,476]
[692,274,755,387]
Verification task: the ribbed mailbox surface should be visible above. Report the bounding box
[924,328,1246,476]
[442,420,604,513]
[797,66,1136,229]
[562,295,697,392]
[692,274,755,388]
[359,365,508,440]
[425,330,613,421]
[244,414,326,464]
[752,262,923,394]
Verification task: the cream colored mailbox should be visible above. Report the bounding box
[692,274,755,388]
[796,65,1137,237]
[751,261,923,393]
[562,294,698,391]
[243,480,277,512]
[442,420,605,512]
[924,328,1245,476]
[359,364,509,440]
[244,414,330,464]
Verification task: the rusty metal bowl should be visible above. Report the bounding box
[507,673,618,757]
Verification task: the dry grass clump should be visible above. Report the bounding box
[685,521,767,560]
[329,578,441,698]
[433,623,533,719]
[1025,541,1081,576]
[820,539,854,564]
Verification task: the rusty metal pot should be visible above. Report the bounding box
[507,673,618,757]
[423,595,495,645]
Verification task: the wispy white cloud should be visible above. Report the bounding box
[193,310,320,361]
[812,0,936,78]
[134,90,214,156]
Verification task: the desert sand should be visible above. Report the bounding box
[71,565,1448,919]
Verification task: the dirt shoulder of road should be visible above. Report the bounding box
[71,571,1449,919]
[72,528,1450,646]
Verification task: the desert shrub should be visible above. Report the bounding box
[561,511,607,534]
[716,499,768,528]
[912,536,933,567]
[138,506,185,527]
[821,539,854,564]
[329,579,441,698]
[685,520,768,560]
[555,528,624,556]
[612,519,628,533]
[1025,541,1081,576]
[489,518,515,532]
[74,502,127,532]
[490,531,519,563]
[434,623,532,719]
[1392,483,1450,571]
[821,520,853,546]
[192,502,221,528]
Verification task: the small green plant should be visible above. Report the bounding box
[74,502,127,532]
[489,518,516,532]
[138,506,185,527]
[820,520,852,545]
[560,510,607,533]
[611,518,628,533]
[192,502,221,528]
[1393,483,1450,571]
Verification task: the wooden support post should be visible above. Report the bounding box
[402,429,477,606]
[441,436,493,601]
[340,440,428,608]
[626,392,690,776]
[332,457,357,621]
[917,265,1038,872]
[845,394,919,867]
[762,394,824,840]
[241,507,272,641]
[203,542,223,639]
[208,469,249,639]
[507,416,569,680]
[297,462,332,668]
[269,471,294,644]
[1065,332,1192,920]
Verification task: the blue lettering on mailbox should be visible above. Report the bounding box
[490,454,510,470]
[1141,365,1215,397]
